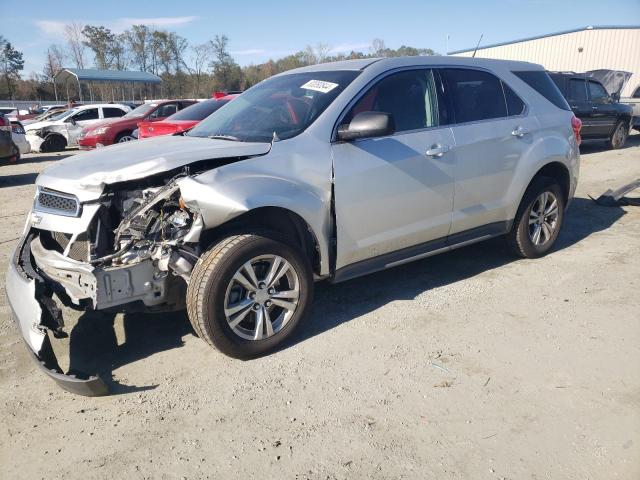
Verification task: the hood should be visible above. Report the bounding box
[25,119,63,131]
[37,135,272,202]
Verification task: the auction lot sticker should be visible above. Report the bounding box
[301,80,339,93]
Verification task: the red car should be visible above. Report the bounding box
[138,95,238,139]
[78,99,197,149]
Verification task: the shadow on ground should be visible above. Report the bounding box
[0,172,38,188]
[60,197,626,394]
[580,131,639,155]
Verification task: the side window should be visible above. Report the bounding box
[103,107,126,118]
[344,69,441,133]
[443,68,507,123]
[588,81,608,103]
[633,87,640,99]
[502,82,525,116]
[72,108,99,122]
[150,103,179,118]
[568,79,588,101]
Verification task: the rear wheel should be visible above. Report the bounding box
[507,177,565,258]
[187,233,313,359]
[7,143,19,163]
[608,120,628,149]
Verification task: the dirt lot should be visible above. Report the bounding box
[1,136,639,480]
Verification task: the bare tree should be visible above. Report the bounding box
[190,42,211,96]
[125,25,150,72]
[370,38,387,57]
[303,43,331,64]
[43,44,65,81]
[64,22,86,69]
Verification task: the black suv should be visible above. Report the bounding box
[549,72,633,149]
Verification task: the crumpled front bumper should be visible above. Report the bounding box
[6,235,108,396]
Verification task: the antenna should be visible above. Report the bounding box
[472,33,484,58]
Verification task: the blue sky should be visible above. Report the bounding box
[1,0,639,76]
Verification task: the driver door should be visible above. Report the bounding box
[332,68,455,271]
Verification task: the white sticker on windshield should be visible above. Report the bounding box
[301,79,339,93]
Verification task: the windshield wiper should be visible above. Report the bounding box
[207,134,241,142]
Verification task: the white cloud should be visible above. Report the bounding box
[231,49,268,56]
[34,16,199,37]
[34,20,67,37]
[329,42,370,54]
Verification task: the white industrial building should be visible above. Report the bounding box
[449,26,640,97]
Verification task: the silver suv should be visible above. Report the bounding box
[7,57,580,395]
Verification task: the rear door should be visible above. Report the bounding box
[332,68,455,269]
[566,77,594,136]
[442,67,538,235]
[587,80,617,136]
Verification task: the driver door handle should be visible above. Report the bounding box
[511,126,529,137]
[425,144,451,157]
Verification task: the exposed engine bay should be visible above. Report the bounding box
[29,170,205,317]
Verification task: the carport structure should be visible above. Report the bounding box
[53,68,162,103]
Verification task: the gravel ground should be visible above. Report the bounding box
[1,135,639,480]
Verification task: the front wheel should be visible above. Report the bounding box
[187,233,313,359]
[116,132,135,143]
[507,177,565,258]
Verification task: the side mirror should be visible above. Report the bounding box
[610,92,620,102]
[66,117,76,125]
[337,111,395,141]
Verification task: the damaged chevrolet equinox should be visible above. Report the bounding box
[8,57,580,395]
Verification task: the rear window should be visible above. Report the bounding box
[502,82,526,116]
[513,71,570,111]
[568,79,588,102]
[443,68,507,123]
[167,99,230,121]
[103,107,126,118]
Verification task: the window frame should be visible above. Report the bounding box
[101,106,126,118]
[69,107,99,122]
[331,66,449,142]
[587,80,609,103]
[441,67,528,127]
[568,78,589,102]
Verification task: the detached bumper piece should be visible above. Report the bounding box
[591,179,640,207]
[7,232,109,396]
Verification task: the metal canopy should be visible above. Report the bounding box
[55,68,161,84]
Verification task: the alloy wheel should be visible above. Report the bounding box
[118,135,135,142]
[223,254,300,341]
[528,191,559,246]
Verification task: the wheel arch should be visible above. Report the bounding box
[529,161,571,205]
[198,206,323,276]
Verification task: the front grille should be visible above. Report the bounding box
[35,188,80,217]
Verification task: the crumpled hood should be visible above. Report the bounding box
[36,135,271,202]
[24,119,63,131]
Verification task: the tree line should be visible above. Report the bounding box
[1,25,437,101]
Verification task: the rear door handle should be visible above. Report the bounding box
[511,126,529,137]
[425,144,451,157]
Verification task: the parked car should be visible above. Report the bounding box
[7,57,580,395]
[549,72,633,148]
[22,107,68,126]
[10,120,30,156]
[621,84,640,131]
[0,113,18,162]
[78,99,198,148]
[138,95,238,139]
[23,103,130,152]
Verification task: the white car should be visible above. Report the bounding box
[10,121,30,156]
[24,103,131,152]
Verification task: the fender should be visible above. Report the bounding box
[178,166,333,276]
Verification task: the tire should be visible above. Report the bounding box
[8,143,19,163]
[507,177,565,259]
[187,233,314,359]
[116,132,135,143]
[608,120,628,149]
[41,134,66,152]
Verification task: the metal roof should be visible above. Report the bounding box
[55,68,162,84]
[448,25,640,55]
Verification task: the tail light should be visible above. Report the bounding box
[212,91,226,99]
[571,115,582,145]
[0,115,10,132]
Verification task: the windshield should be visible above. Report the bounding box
[123,103,156,118]
[50,108,77,121]
[189,70,360,142]
[167,99,231,121]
